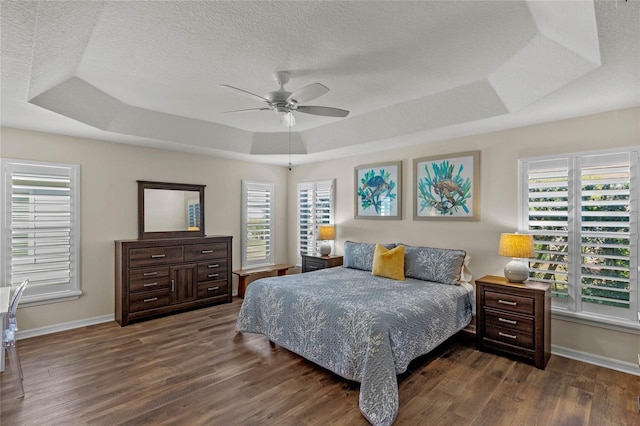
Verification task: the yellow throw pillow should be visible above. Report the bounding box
[372,243,405,281]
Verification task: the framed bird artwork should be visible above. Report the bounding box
[354,161,402,219]
[413,151,480,221]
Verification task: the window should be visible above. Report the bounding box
[241,180,274,268]
[1,158,81,304]
[520,149,639,325]
[297,179,335,265]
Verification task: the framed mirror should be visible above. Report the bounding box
[137,181,206,239]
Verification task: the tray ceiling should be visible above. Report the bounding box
[1,1,638,165]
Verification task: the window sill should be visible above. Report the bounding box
[552,308,640,335]
[20,291,82,307]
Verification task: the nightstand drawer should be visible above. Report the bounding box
[485,309,534,334]
[301,254,343,273]
[304,258,325,271]
[484,290,534,316]
[484,326,534,350]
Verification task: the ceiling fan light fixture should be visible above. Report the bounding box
[279,111,295,127]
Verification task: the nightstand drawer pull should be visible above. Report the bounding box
[498,332,517,340]
[143,297,158,303]
[208,264,219,268]
[143,282,158,287]
[201,250,214,254]
[498,317,517,325]
[151,254,166,259]
[143,271,158,277]
[498,299,517,306]
[207,273,219,278]
[208,286,220,291]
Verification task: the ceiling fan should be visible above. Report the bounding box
[221,71,349,127]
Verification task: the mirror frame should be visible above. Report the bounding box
[137,180,206,239]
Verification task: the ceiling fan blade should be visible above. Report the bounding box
[220,84,270,104]
[287,83,329,104]
[297,105,350,118]
[223,107,272,113]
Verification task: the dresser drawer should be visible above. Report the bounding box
[129,246,183,268]
[197,281,229,298]
[129,266,169,281]
[197,261,228,282]
[484,326,534,350]
[130,275,170,293]
[484,290,534,316]
[129,289,170,312]
[185,243,228,262]
[485,308,534,334]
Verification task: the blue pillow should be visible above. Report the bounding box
[402,245,467,285]
[344,241,396,271]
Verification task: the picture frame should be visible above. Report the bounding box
[354,161,402,219]
[413,150,480,221]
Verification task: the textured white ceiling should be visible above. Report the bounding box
[1,1,639,165]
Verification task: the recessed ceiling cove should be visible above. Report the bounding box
[2,1,638,165]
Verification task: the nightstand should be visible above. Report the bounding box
[301,254,343,273]
[475,275,551,369]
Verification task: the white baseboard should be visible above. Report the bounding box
[552,344,640,376]
[16,314,115,340]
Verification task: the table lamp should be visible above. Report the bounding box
[498,233,534,282]
[318,225,335,256]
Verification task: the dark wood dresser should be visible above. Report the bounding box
[115,236,232,326]
[301,254,343,273]
[475,275,551,369]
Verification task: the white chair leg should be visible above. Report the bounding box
[6,345,24,398]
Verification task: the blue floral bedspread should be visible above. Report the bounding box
[236,266,473,425]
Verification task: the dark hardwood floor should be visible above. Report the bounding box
[2,298,639,425]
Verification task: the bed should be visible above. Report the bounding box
[236,241,474,425]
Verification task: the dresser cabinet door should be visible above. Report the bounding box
[170,264,197,304]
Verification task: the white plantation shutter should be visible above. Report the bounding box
[579,153,636,318]
[297,179,335,265]
[241,180,274,268]
[521,149,639,324]
[1,159,81,303]
[525,158,571,303]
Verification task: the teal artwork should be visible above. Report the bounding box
[355,161,401,219]
[358,169,396,214]
[414,151,479,220]
[418,160,471,215]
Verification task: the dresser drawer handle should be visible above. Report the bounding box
[143,272,158,277]
[498,299,517,306]
[143,283,158,287]
[151,254,166,259]
[498,332,517,340]
[208,286,220,291]
[498,317,517,325]
[143,297,158,303]
[207,273,219,278]
[201,250,214,254]
[308,265,319,270]
[208,264,220,268]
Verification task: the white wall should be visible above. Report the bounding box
[1,106,638,367]
[0,127,289,330]
[287,107,640,366]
